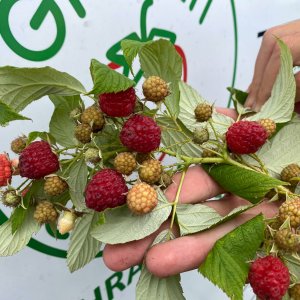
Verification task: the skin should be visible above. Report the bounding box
[245,19,300,111]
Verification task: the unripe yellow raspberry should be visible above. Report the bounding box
[274,228,300,251]
[279,198,300,228]
[138,159,162,184]
[80,105,105,132]
[11,136,27,154]
[74,123,92,144]
[142,76,169,102]
[127,182,158,214]
[194,103,212,122]
[114,152,137,175]
[281,164,300,186]
[258,118,276,137]
[34,201,58,224]
[44,176,68,196]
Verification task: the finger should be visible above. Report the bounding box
[165,165,224,204]
[254,33,300,111]
[103,195,249,271]
[245,30,278,107]
[215,107,237,120]
[103,220,178,271]
[295,72,300,103]
[246,21,300,108]
[146,199,279,278]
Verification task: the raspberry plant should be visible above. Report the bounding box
[0,38,300,299]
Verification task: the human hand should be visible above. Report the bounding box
[245,19,300,111]
[103,165,279,278]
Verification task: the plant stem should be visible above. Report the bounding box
[16,178,30,191]
[170,168,187,230]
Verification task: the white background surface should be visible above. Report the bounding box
[0,1,300,299]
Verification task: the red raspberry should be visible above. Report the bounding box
[226,121,267,154]
[85,169,128,212]
[0,154,12,186]
[19,141,59,179]
[248,256,290,300]
[120,115,161,153]
[99,87,136,117]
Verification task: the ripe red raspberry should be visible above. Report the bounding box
[85,169,128,212]
[120,115,161,153]
[99,87,136,117]
[248,255,290,300]
[0,153,12,186]
[226,121,268,154]
[19,141,59,179]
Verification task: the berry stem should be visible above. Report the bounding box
[160,148,225,164]
[169,168,187,230]
[248,154,269,175]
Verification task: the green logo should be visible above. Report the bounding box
[0,0,86,61]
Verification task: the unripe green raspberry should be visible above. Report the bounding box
[34,201,58,224]
[194,103,212,122]
[11,136,27,154]
[138,159,162,184]
[80,105,105,132]
[44,176,68,196]
[127,182,158,214]
[1,190,21,207]
[281,164,300,186]
[84,148,100,164]
[114,152,137,175]
[290,284,300,300]
[75,123,92,144]
[193,128,209,144]
[274,228,300,251]
[279,198,300,228]
[142,76,169,102]
[258,119,276,137]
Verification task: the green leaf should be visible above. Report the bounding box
[139,39,182,117]
[27,131,56,144]
[178,81,234,135]
[121,39,150,73]
[93,125,127,163]
[0,66,86,112]
[10,207,27,234]
[176,203,254,236]
[66,158,88,210]
[247,39,296,123]
[22,180,45,208]
[203,164,285,203]
[49,95,82,147]
[0,101,30,125]
[176,204,221,235]
[227,87,253,115]
[91,189,172,244]
[282,254,300,282]
[227,87,248,106]
[157,116,202,158]
[67,212,101,272]
[199,215,265,300]
[0,207,39,256]
[136,265,185,300]
[254,121,300,177]
[88,59,135,95]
